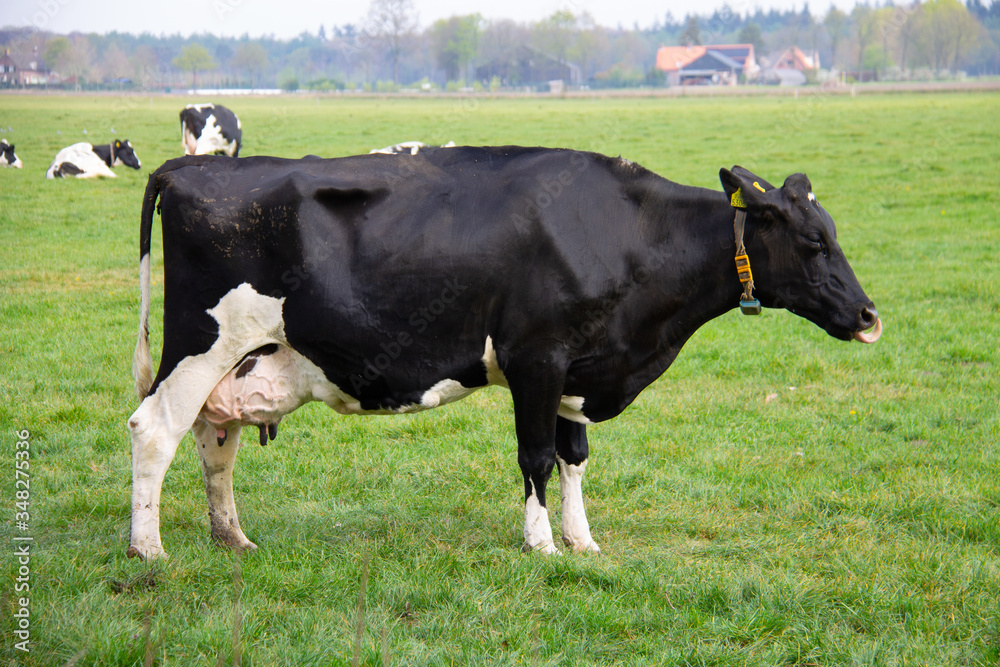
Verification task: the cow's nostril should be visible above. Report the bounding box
[859,306,878,330]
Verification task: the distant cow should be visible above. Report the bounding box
[46,140,141,179]
[180,104,242,157]
[1,139,22,168]
[370,140,456,155]
[127,147,881,560]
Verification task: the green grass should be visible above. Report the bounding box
[1,91,998,665]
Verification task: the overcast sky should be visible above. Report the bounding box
[3,0,857,38]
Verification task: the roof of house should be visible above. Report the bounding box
[684,50,745,74]
[656,44,757,73]
[768,46,819,71]
[655,45,706,72]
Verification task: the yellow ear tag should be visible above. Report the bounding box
[753,181,766,193]
[730,187,747,209]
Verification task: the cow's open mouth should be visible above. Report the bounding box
[852,317,882,344]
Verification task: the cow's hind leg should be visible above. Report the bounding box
[127,350,255,558]
[555,418,601,553]
[192,420,257,552]
[127,391,197,559]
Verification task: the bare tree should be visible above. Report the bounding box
[366,0,418,84]
[100,44,130,88]
[824,7,849,69]
[232,42,268,90]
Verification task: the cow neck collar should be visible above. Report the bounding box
[108,141,116,166]
[730,189,761,316]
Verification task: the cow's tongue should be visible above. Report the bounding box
[852,318,882,344]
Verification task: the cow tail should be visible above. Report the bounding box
[133,171,160,399]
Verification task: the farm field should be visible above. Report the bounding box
[0,91,998,665]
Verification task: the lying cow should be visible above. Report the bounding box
[46,140,141,179]
[370,140,455,155]
[127,147,881,559]
[180,103,242,157]
[1,139,22,168]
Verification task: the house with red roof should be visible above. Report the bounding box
[655,44,760,86]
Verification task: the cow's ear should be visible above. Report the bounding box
[115,139,122,148]
[781,172,813,204]
[720,166,777,210]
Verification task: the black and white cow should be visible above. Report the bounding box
[370,140,456,155]
[1,139,22,168]
[180,103,242,157]
[127,147,881,559]
[46,140,141,179]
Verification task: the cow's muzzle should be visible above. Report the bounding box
[852,307,882,344]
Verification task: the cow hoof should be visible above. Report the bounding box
[562,535,602,553]
[212,533,258,553]
[233,540,258,554]
[126,545,168,560]
[572,540,602,555]
[522,540,560,555]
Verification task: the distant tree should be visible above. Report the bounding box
[824,7,849,69]
[571,14,609,81]
[895,5,923,73]
[100,44,130,88]
[129,45,158,87]
[173,43,217,88]
[232,42,268,89]
[738,22,766,55]
[535,10,576,63]
[922,0,981,72]
[366,0,418,84]
[55,35,94,90]
[430,14,482,82]
[681,15,702,46]
[44,37,71,72]
[921,0,969,71]
[852,5,878,77]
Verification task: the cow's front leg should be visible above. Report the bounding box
[192,420,257,553]
[508,356,564,555]
[555,418,601,553]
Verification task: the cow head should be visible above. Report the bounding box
[113,139,142,170]
[719,166,880,343]
[1,139,22,168]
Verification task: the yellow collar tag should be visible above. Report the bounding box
[730,187,747,209]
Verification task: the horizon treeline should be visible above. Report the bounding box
[2,0,998,91]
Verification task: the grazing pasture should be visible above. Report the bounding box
[0,92,998,665]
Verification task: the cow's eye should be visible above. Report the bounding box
[805,234,828,258]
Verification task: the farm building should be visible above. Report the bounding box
[760,46,820,86]
[0,52,59,87]
[475,45,581,89]
[655,44,760,86]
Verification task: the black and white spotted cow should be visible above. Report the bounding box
[127,147,882,559]
[180,103,242,157]
[370,140,456,155]
[1,139,22,168]
[45,140,141,179]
